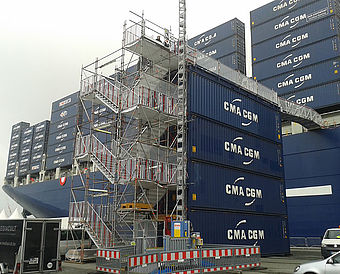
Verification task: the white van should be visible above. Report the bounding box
[59,228,92,257]
[321,228,340,258]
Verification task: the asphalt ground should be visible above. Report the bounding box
[61,247,323,274]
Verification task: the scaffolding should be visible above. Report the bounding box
[69,13,180,250]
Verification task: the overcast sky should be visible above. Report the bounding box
[0,0,271,215]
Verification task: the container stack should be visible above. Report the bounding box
[46,92,80,170]
[188,18,246,75]
[18,126,34,177]
[6,122,30,179]
[186,66,289,256]
[251,0,340,111]
[30,120,50,174]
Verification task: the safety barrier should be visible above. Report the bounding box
[126,246,260,273]
[96,249,121,273]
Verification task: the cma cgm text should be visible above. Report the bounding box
[227,229,265,240]
[273,0,301,12]
[224,142,260,160]
[274,14,306,30]
[276,33,308,49]
[224,102,259,123]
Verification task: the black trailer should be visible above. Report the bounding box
[0,219,61,274]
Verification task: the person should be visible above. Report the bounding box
[156,36,161,43]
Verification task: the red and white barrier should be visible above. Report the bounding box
[234,247,260,256]
[161,250,200,262]
[97,250,120,259]
[96,266,120,273]
[129,254,158,267]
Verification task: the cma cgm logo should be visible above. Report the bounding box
[287,94,314,105]
[224,99,259,127]
[277,52,310,69]
[272,0,300,12]
[276,33,308,49]
[227,220,265,241]
[278,73,312,89]
[224,137,260,166]
[274,14,306,30]
[193,32,217,47]
[226,177,263,207]
[59,98,72,107]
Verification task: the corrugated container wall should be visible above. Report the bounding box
[283,127,340,238]
[186,66,288,256]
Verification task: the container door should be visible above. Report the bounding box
[23,222,43,272]
[42,222,59,271]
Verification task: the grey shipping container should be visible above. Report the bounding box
[51,91,79,113]
[188,18,245,50]
[251,0,338,45]
[6,169,15,179]
[188,116,284,178]
[46,152,74,170]
[30,161,43,173]
[18,165,30,176]
[260,57,340,95]
[31,151,45,163]
[187,161,287,215]
[188,209,290,256]
[7,160,16,170]
[47,126,77,146]
[253,36,340,81]
[251,0,319,26]
[187,66,281,142]
[22,126,34,137]
[282,81,340,110]
[8,151,19,161]
[32,130,49,144]
[21,135,33,147]
[47,139,75,158]
[50,103,81,125]
[49,116,78,134]
[20,145,32,157]
[251,16,340,63]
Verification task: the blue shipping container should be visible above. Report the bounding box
[30,161,43,173]
[191,36,245,61]
[50,104,80,124]
[188,18,245,50]
[21,135,33,146]
[12,122,30,133]
[32,141,47,154]
[250,0,318,26]
[49,116,78,134]
[188,209,290,256]
[32,131,49,144]
[19,156,30,166]
[34,120,50,134]
[217,53,246,74]
[251,0,336,45]
[47,139,75,158]
[47,127,76,146]
[22,126,34,138]
[8,151,19,161]
[20,145,32,157]
[282,81,340,110]
[260,58,340,95]
[6,169,15,179]
[31,151,45,163]
[51,91,79,113]
[188,116,284,178]
[46,152,74,170]
[18,165,29,176]
[188,66,281,142]
[252,16,340,63]
[187,161,287,215]
[7,160,16,170]
[253,37,340,81]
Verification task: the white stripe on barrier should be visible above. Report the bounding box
[96,266,120,273]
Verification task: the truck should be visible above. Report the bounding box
[0,219,61,274]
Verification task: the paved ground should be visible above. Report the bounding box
[61,247,323,273]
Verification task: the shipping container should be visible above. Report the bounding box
[8,151,19,161]
[188,209,290,256]
[31,151,45,163]
[250,0,318,26]
[260,58,340,95]
[7,160,16,170]
[51,91,79,113]
[18,165,30,176]
[282,81,340,110]
[32,130,49,144]
[187,161,286,215]
[19,156,30,166]
[50,103,81,125]
[253,36,340,81]
[20,145,32,157]
[21,135,33,147]
[218,53,246,74]
[187,66,281,142]
[190,35,245,61]
[251,0,337,45]
[11,121,30,133]
[6,169,15,179]
[9,142,20,154]
[22,126,34,138]
[46,152,74,170]
[49,116,78,134]
[188,116,284,178]
[32,141,47,154]
[47,126,77,146]
[47,139,75,158]
[34,120,50,134]
[252,16,340,63]
[188,18,245,50]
